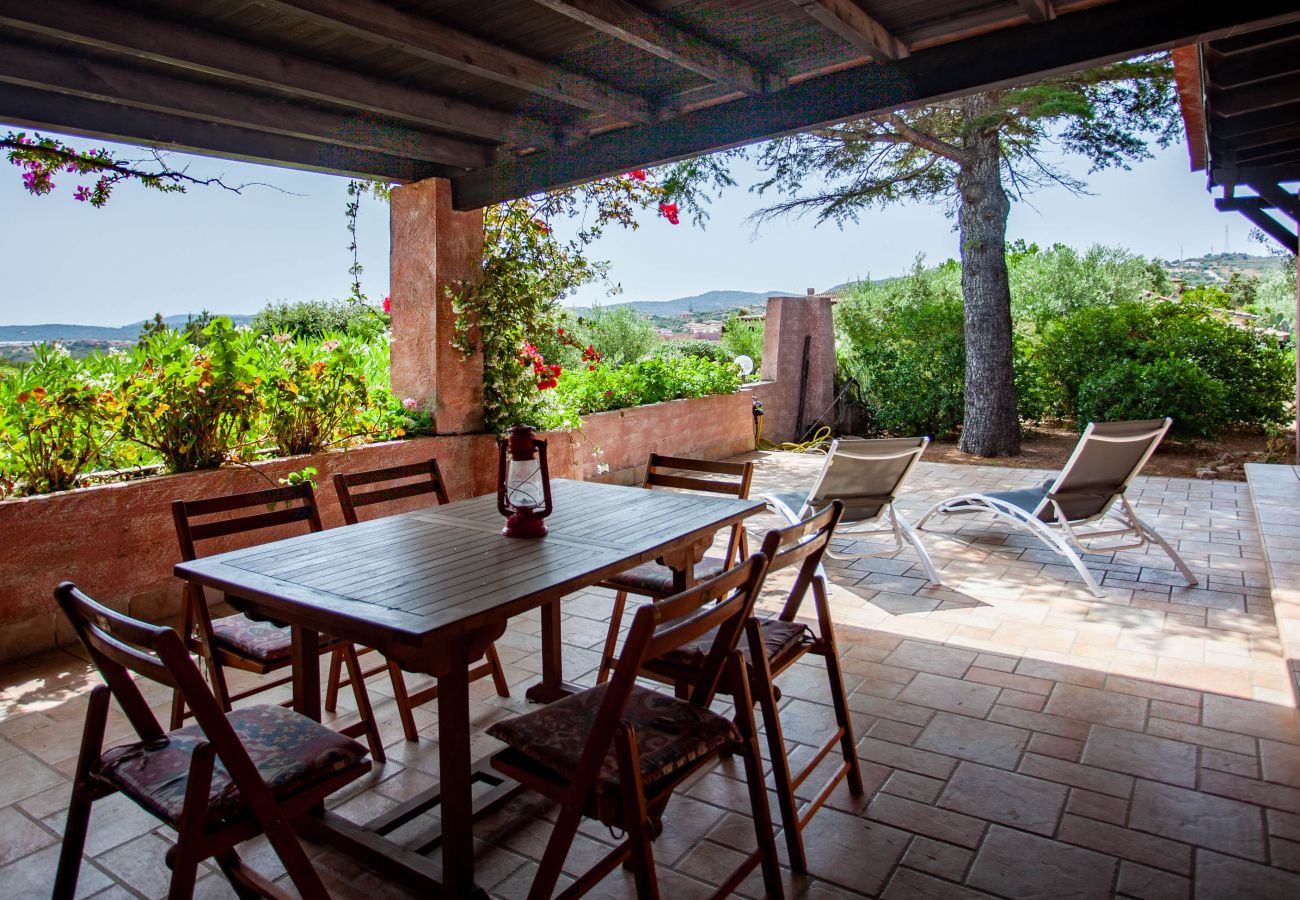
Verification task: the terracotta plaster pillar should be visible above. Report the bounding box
[757,292,837,443]
[389,177,485,434]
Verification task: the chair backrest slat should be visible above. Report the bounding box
[173,482,322,562]
[1043,418,1171,522]
[572,553,770,788]
[334,458,448,524]
[806,437,928,522]
[641,453,754,565]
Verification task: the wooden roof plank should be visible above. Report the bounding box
[0,0,558,148]
[453,0,1300,208]
[0,81,452,181]
[787,0,909,61]
[251,0,658,122]
[0,36,492,168]
[529,0,784,94]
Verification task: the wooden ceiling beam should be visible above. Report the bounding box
[1210,20,1300,55]
[1211,72,1300,117]
[0,38,492,169]
[1016,1,1056,25]
[252,0,657,123]
[1215,194,1298,251]
[1249,180,1300,220]
[0,0,558,149]
[454,0,1300,208]
[787,0,909,61]
[1207,39,1300,89]
[1213,102,1300,139]
[0,81,450,182]
[529,0,783,94]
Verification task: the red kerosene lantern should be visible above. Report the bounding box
[497,424,553,538]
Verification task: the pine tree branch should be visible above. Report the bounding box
[886,114,970,166]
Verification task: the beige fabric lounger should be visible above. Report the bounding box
[916,418,1197,598]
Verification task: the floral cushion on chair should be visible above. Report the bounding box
[95,704,368,826]
[210,614,294,661]
[648,618,813,680]
[488,683,739,809]
[604,556,729,595]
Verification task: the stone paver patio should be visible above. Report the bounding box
[2,452,1299,899]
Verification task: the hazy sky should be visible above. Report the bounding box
[0,131,1261,327]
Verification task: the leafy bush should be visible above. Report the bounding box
[1076,357,1227,439]
[720,317,764,374]
[652,339,730,364]
[577,305,657,366]
[835,262,966,437]
[250,299,386,341]
[0,344,124,495]
[1033,299,1293,435]
[541,356,741,426]
[118,317,264,471]
[1008,242,1171,328]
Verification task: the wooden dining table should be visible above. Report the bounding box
[174,477,765,898]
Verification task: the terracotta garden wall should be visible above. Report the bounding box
[0,390,755,665]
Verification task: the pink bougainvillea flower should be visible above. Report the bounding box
[73,186,91,202]
[658,202,679,225]
[402,397,418,410]
[382,296,392,314]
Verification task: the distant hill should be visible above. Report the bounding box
[0,314,254,344]
[1162,251,1286,286]
[591,289,795,316]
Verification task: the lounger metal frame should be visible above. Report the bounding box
[766,436,942,586]
[916,419,1197,598]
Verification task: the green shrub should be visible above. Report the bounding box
[1008,242,1171,328]
[1076,357,1228,439]
[652,339,730,364]
[577,305,657,366]
[720,317,764,373]
[0,344,125,496]
[250,299,386,341]
[835,263,966,437]
[541,356,741,426]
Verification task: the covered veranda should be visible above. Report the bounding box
[4,1,1300,898]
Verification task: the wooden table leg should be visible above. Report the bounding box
[437,640,478,899]
[526,600,571,704]
[291,626,321,721]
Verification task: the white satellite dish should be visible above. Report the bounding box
[734,355,754,376]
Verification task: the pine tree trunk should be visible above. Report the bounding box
[956,126,1019,456]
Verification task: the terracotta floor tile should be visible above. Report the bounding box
[914,712,1028,769]
[883,640,977,678]
[899,835,972,882]
[897,673,999,718]
[883,867,998,900]
[1200,747,1262,780]
[866,793,987,849]
[938,762,1067,836]
[1130,781,1266,861]
[880,770,946,804]
[1064,787,1129,826]
[1018,752,1135,799]
[1056,813,1193,875]
[1193,849,1300,899]
[1116,860,1191,900]
[1081,725,1199,787]
[794,807,910,895]
[1261,739,1300,788]
[965,825,1116,900]
[1198,768,1300,816]
[1044,683,1150,731]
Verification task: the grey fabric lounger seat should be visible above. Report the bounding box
[916,418,1197,598]
[765,435,941,586]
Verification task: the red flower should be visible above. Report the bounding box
[658,202,679,225]
[557,327,564,336]
[533,218,550,235]
[550,364,562,376]
[627,169,647,182]
[382,296,391,314]
[537,378,558,391]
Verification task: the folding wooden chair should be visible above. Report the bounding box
[595,453,753,684]
[171,482,385,762]
[52,581,372,900]
[487,554,784,900]
[331,458,510,742]
[640,501,862,873]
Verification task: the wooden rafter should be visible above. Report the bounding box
[0,38,492,168]
[1250,181,1300,220]
[251,0,657,123]
[454,0,1300,208]
[1016,0,1056,25]
[530,0,783,94]
[1215,194,1298,251]
[0,81,450,182]
[0,0,558,149]
[787,0,908,61]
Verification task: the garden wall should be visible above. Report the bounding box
[0,390,755,665]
